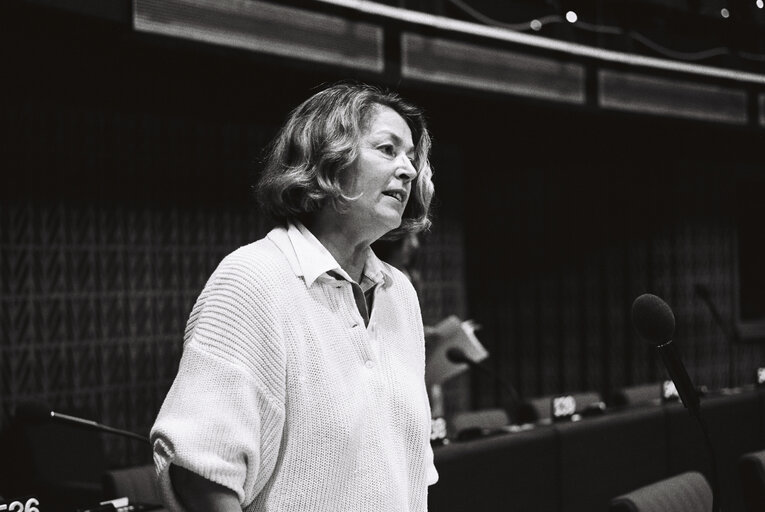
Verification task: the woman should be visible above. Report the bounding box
[151,82,438,512]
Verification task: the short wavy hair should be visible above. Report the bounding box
[256,82,434,240]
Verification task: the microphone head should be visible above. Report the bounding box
[446,347,470,364]
[631,293,676,346]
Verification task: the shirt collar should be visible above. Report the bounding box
[267,221,392,289]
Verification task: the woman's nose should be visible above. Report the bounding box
[396,155,417,182]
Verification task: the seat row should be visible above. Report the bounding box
[430,388,765,512]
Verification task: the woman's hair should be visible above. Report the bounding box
[256,82,434,239]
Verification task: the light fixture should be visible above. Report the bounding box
[565,10,578,23]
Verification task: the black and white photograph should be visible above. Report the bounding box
[2,1,765,511]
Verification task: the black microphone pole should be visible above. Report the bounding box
[695,283,739,389]
[446,348,527,424]
[16,401,150,445]
[51,411,150,444]
[632,293,721,512]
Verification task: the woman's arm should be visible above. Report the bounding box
[170,464,242,512]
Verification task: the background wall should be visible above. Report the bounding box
[0,5,469,466]
[2,2,765,470]
[460,106,765,408]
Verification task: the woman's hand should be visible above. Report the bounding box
[170,464,242,512]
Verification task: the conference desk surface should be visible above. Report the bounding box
[429,388,765,512]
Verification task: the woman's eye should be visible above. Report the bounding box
[379,144,395,156]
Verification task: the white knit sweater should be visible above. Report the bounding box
[151,224,437,512]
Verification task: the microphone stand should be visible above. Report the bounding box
[660,344,722,512]
[17,401,151,445]
[632,294,722,512]
[695,284,740,390]
[448,351,524,425]
[692,410,721,512]
[50,411,150,445]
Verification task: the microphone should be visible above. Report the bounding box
[631,293,700,416]
[15,401,150,444]
[446,348,532,424]
[632,293,722,512]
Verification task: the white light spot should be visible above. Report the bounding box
[757,0,763,9]
[565,10,578,23]
[530,19,542,31]
[720,7,730,18]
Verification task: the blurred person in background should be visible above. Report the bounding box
[372,232,423,295]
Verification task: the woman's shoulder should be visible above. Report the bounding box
[207,236,295,293]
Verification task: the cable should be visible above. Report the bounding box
[572,19,623,36]
[446,0,561,32]
[445,0,765,65]
[629,31,730,61]
[739,50,765,62]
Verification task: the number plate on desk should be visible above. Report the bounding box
[552,395,577,421]
[0,497,40,512]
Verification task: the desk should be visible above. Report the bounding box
[429,389,765,512]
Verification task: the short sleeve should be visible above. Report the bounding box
[151,344,285,511]
[150,251,287,511]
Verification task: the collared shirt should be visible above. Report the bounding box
[151,224,438,512]
[286,221,388,326]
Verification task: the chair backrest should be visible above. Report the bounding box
[610,383,662,408]
[739,448,765,512]
[609,471,712,512]
[557,407,669,512]
[102,464,161,505]
[450,408,508,438]
[3,410,108,512]
[529,391,603,422]
[430,426,558,512]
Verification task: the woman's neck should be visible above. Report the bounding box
[303,215,373,283]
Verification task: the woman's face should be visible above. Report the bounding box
[341,105,418,240]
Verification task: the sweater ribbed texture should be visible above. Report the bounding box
[151,226,437,512]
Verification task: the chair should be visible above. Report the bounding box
[430,426,558,512]
[558,406,669,512]
[609,383,662,408]
[529,391,604,423]
[739,448,765,512]
[609,471,712,512]
[102,464,162,505]
[665,392,761,512]
[449,408,508,440]
[3,407,108,512]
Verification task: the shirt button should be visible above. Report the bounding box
[365,360,374,369]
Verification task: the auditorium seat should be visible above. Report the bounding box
[557,406,668,512]
[608,471,712,512]
[449,408,509,440]
[529,391,604,423]
[103,464,162,506]
[609,383,662,408]
[429,426,558,512]
[739,448,765,512]
[3,409,108,512]
[665,391,763,512]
